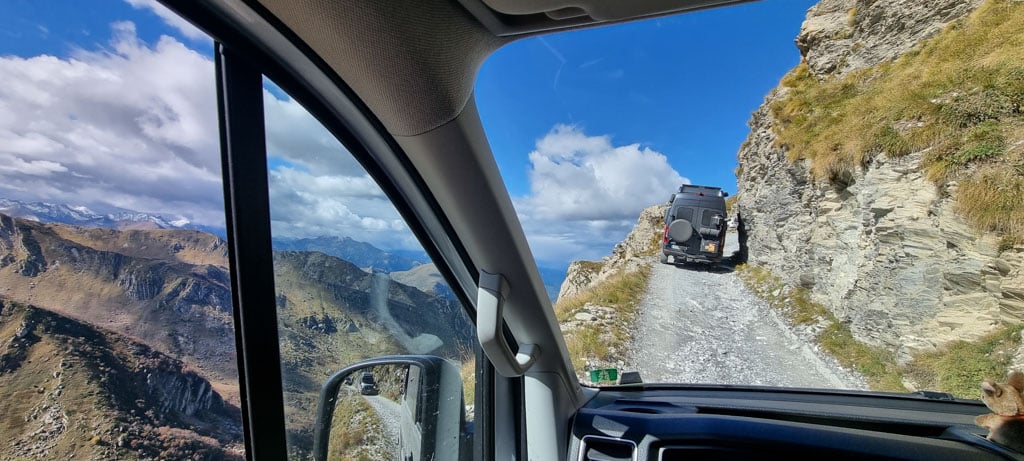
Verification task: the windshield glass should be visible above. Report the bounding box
[475,0,1024,398]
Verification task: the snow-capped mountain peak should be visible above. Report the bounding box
[0,198,200,232]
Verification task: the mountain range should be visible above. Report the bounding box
[0,198,224,237]
[0,211,473,458]
[272,235,426,272]
[0,298,243,459]
[1,197,567,301]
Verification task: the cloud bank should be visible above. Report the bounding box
[0,20,413,250]
[0,18,688,263]
[0,21,223,225]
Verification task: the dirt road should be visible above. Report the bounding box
[626,238,865,389]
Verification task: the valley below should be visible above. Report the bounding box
[0,212,471,459]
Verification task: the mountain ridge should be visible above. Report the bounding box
[0,198,220,235]
[0,212,474,458]
[0,298,242,459]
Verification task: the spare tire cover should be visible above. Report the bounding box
[668,219,694,242]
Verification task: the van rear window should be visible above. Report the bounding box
[674,207,694,222]
[702,209,717,226]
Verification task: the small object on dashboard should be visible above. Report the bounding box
[589,368,618,384]
[618,371,643,385]
[976,370,1024,452]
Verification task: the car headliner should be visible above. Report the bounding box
[256,0,754,136]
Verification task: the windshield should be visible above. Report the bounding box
[475,0,1024,398]
[0,7,1022,458]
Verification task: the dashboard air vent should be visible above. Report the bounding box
[580,435,636,461]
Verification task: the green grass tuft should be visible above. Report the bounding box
[955,168,1024,240]
[768,0,1024,242]
[818,322,905,391]
[904,325,1024,400]
[737,264,1024,399]
[556,265,652,375]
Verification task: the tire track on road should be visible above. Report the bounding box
[626,241,865,389]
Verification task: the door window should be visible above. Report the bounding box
[261,78,479,460]
[0,5,243,459]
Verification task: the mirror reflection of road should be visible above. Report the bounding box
[363,394,401,459]
[627,235,866,388]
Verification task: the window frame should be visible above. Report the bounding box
[216,43,289,459]
[164,1,507,459]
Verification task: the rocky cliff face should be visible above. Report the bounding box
[735,0,1024,361]
[796,0,982,77]
[0,300,241,460]
[0,214,48,276]
[558,204,667,301]
[0,213,239,389]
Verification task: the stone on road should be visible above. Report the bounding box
[626,241,865,389]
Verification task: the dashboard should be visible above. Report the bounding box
[570,386,1023,460]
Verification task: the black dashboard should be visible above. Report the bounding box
[569,386,1024,460]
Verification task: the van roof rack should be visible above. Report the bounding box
[677,184,727,197]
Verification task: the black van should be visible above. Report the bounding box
[661,184,728,265]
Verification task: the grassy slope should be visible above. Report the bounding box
[554,228,661,378]
[754,0,1024,399]
[0,299,242,460]
[770,0,1024,247]
[737,265,1023,399]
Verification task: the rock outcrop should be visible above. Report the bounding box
[735,0,1024,362]
[557,204,667,301]
[0,214,48,276]
[0,300,241,460]
[797,0,983,76]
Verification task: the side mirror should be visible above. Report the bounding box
[313,355,467,461]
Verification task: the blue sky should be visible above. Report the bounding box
[0,0,213,55]
[0,0,816,268]
[477,0,817,198]
[475,0,816,264]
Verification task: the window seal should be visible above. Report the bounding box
[216,43,289,460]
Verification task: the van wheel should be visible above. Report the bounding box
[659,253,668,264]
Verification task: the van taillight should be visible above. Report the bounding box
[663,225,669,244]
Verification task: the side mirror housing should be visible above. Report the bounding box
[313,355,466,461]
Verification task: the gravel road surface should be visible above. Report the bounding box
[626,238,866,389]
[363,394,401,459]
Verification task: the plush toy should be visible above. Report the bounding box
[976,370,1024,452]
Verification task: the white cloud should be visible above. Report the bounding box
[260,90,418,250]
[0,18,685,262]
[263,90,364,176]
[514,125,688,265]
[0,154,67,176]
[124,0,208,42]
[0,20,419,252]
[266,164,416,250]
[0,21,223,225]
